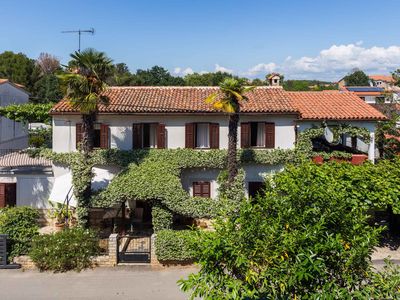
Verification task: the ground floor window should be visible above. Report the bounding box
[248,181,265,198]
[0,183,16,208]
[193,181,211,198]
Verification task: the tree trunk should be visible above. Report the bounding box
[227,112,239,184]
[78,112,96,228]
[81,112,96,156]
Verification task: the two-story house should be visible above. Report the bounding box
[48,86,385,206]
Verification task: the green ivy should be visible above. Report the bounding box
[0,103,53,124]
[27,123,371,229]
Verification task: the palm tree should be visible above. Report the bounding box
[205,78,254,184]
[58,49,112,227]
[59,48,113,155]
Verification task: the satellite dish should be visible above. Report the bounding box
[324,126,334,143]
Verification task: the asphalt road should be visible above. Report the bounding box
[0,266,197,300]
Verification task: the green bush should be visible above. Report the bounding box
[179,161,400,299]
[0,207,39,260]
[155,229,200,262]
[30,227,100,272]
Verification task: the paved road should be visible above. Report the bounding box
[0,266,197,300]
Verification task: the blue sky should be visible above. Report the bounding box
[1,0,400,80]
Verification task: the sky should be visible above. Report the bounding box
[1,0,400,81]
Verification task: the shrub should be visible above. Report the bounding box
[0,206,39,260]
[30,227,100,272]
[179,161,400,299]
[155,229,200,262]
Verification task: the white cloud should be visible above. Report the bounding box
[244,63,277,76]
[215,64,233,74]
[173,67,194,76]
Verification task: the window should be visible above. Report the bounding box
[76,123,109,149]
[143,123,157,148]
[185,123,219,149]
[0,183,16,208]
[250,122,265,147]
[248,182,265,198]
[241,122,275,149]
[195,123,210,148]
[132,123,165,149]
[193,181,210,198]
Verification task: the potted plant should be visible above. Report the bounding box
[47,201,74,230]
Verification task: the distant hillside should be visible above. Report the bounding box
[283,80,337,91]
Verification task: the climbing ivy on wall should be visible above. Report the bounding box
[28,124,371,229]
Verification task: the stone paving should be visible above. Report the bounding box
[0,266,197,300]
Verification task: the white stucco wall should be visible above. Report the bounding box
[181,164,283,199]
[52,114,297,153]
[0,83,29,148]
[0,173,53,209]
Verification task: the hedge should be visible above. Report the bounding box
[155,229,202,262]
[0,207,39,260]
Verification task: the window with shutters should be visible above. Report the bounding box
[242,122,275,149]
[133,123,165,149]
[185,123,219,149]
[192,181,211,198]
[76,123,109,149]
[0,183,16,208]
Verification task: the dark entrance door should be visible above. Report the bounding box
[0,183,16,208]
[118,235,151,263]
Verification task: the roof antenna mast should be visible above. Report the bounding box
[61,28,95,52]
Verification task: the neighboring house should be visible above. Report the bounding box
[369,75,396,89]
[0,150,53,208]
[0,79,29,149]
[49,86,385,203]
[341,86,386,104]
[267,73,282,86]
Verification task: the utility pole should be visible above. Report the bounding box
[61,28,95,52]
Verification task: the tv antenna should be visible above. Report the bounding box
[61,28,95,52]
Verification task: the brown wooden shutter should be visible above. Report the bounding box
[0,184,5,208]
[76,123,83,149]
[209,123,219,149]
[132,124,143,149]
[202,182,210,198]
[100,124,109,149]
[265,122,275,149]
[193,182,202,197]
[193,182,210,198]
[157,123,166,149]
[240,123,250,148]
[185,123,195,149]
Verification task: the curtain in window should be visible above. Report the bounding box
[256,123,265,147]
[149,124,157,148]
[196,124,210,148]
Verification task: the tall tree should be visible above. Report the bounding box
[36,53,61,75]
[343,70,370,86]
[205,78,254,183]
[0,51,40,91]
[60,48,113,154]
[132,66,185,86]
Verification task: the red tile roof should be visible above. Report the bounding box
[369,75,396,83]
[51,86,386,120]
[51,86,297,114]
[0,151,51,168]
[286,91,386,120]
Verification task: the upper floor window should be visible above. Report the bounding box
[132,123,165,149]
[76,123,109,149]
[241,122,275,149]
[185,123,219,149]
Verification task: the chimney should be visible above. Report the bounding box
[267,73,281,86]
